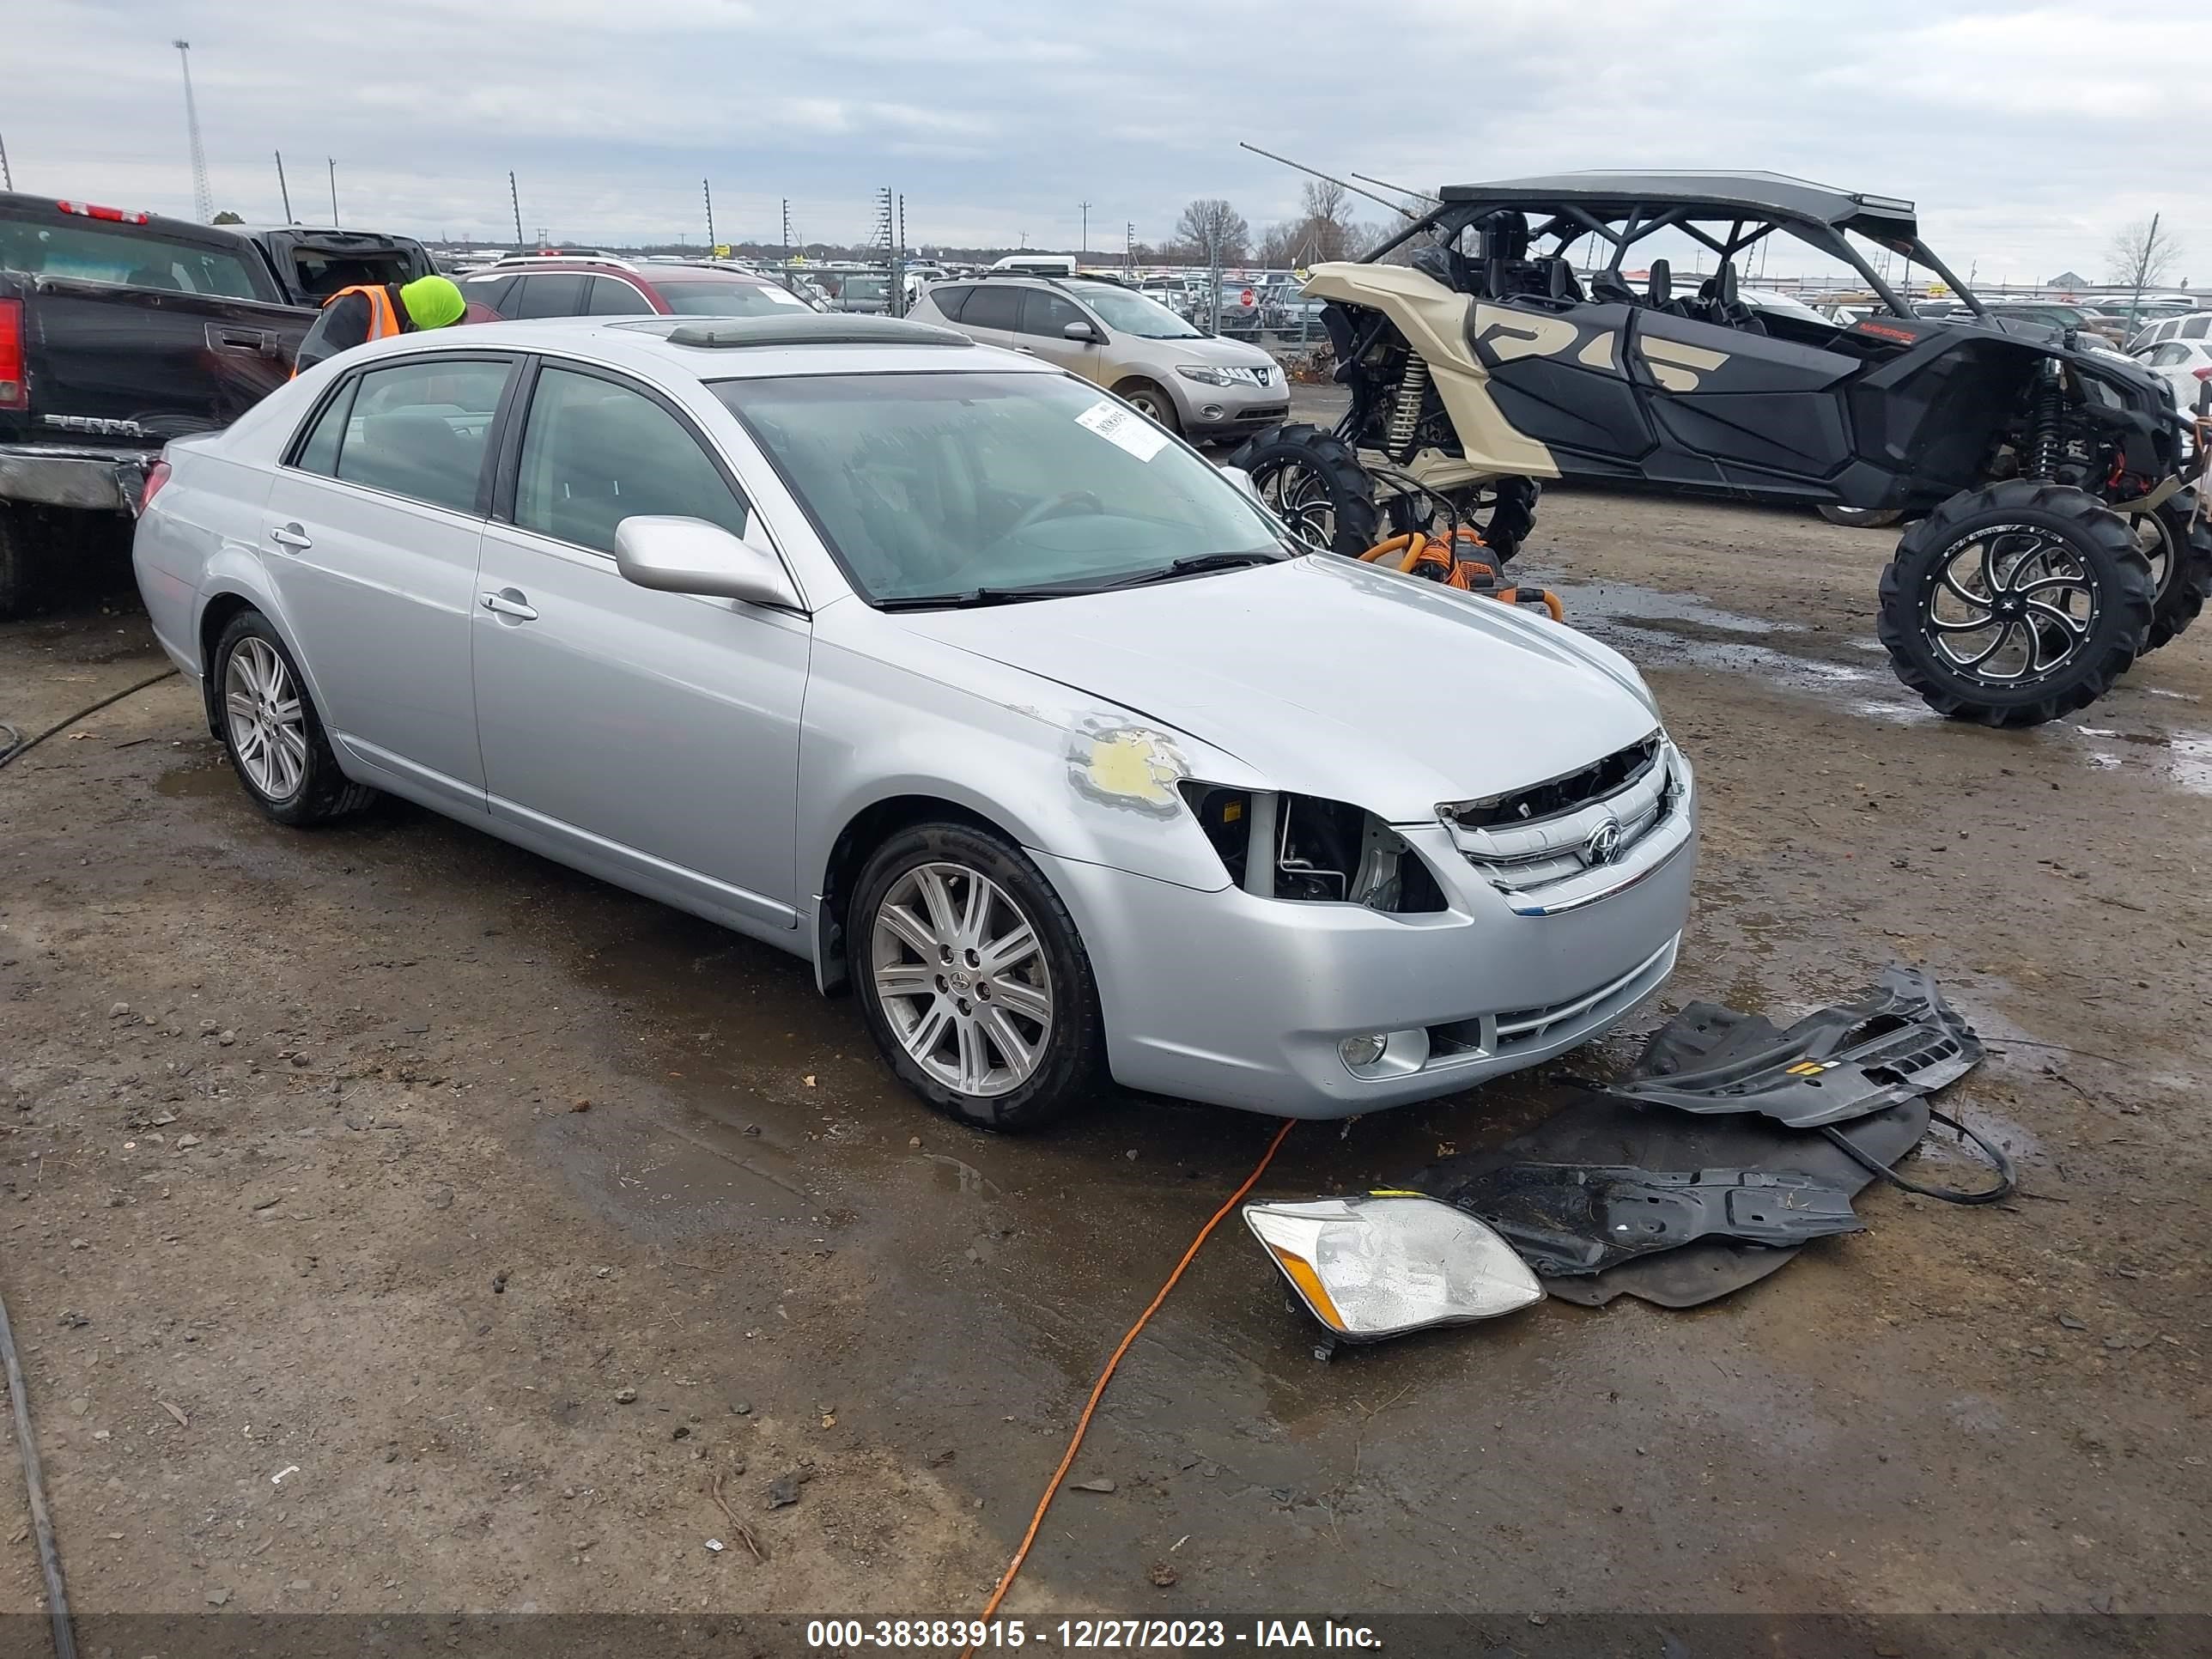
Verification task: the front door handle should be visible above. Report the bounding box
[269,524,313,550]
[481,589,538,622]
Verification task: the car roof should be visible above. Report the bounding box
[354,313,1056,382]
[1438,170,1917,237]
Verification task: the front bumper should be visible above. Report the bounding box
[0,444,155,514]
[1179,377,1290,439]
[1035,808,1696,1118]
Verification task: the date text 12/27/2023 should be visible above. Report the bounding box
[803,1619,1384,1650]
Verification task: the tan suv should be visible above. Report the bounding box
[909,273,1288,441]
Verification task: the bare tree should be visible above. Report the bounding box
[2106,215,2182,291]
[1174,198,1249,264]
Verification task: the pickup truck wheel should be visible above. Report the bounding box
[2130,490,2211,652]
[1877,482,2152,728]
[0,504,39,620]
[852,822,1104,1133]
[211,611,377,826]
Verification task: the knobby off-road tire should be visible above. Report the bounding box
[1470,476,1541,563]
[210,611,379,826]
[1232,424,1380,556]
[1876,481,2153,728]
[2130,489,2212,653]
[850,822,1106,1133]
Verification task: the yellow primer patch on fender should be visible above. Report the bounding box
[1068,720,1188,816]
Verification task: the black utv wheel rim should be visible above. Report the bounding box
[1923,522,2099,687]
[1252,453,1340,545]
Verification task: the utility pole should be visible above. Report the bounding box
[0,134,12,192]
[703,179,716,252]
[1126,221,1133,275]
[173,40,215,223]
[327,158,338,227]
[894,193,908,318]
[508,172,523,248]
[274,150,293,222]
[1079,199,1090,256]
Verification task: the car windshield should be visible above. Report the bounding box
[652,280,810,316]
[716,371,1285,606]
[1068,286,1202,339]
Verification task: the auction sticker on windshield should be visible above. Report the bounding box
[1076,399,1170,462]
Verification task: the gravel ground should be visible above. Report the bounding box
[1,474,2207,1641]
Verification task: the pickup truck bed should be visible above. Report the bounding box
[0,191,313,614]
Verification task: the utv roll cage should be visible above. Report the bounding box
[1361,170,1984,324]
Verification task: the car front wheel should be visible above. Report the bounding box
[851,822,1104,1131]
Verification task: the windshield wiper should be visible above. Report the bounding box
[1088,550,1288,590]
[874,582,1108,611]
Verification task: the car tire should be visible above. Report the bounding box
[1232,424,1381,556]
[210,610,377,825]
[850,822,1105,1133]
[1820,504,1903,528]
[1115,380,1182,436]
[2130,489,2212,653]
[1876,481,2153,728]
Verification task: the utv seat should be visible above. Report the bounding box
[1590,270,1639,307]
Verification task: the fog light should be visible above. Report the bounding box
[1200,403,1224,420]
[1339,1033,1387,1069]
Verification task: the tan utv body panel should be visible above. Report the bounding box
[1302,263,1561,480]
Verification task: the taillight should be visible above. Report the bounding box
[2193,367,2212,383]
[139,458,172,514]
[0,298,22,410]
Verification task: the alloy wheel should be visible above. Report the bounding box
[1251,456,1337,545]
[869,862,1054,1098]
[1924,523,2100,685]
[224,636,309,801]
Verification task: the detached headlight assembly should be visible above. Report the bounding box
[1244,1195,1543,1341]
[1176,364,1236,386]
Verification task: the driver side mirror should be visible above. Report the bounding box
[1063,319,1102,343]
[615,515,802,610]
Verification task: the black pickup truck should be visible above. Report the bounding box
[0,192,314,615]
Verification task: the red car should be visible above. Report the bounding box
[458,259,817,321]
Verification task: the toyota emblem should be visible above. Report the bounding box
[1583,818,1624,866]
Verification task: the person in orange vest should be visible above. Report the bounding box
[293,273,469,375]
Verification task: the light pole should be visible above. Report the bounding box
[1079,199,1090,255]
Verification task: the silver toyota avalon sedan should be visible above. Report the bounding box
[133,313,1695,1130]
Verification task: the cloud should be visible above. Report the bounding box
[6,0,2204,277]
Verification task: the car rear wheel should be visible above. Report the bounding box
[2130,489,2211,652]
[211,611,377,825]
[851,822,1104,1132]
[1876,482,2152,728]
[1115,380,1182,436]
[1233,424,1381,556]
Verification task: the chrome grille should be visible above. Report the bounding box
[1443,737,1686,896]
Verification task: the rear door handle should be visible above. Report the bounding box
[269,524,313,550]
[481,590,538,622]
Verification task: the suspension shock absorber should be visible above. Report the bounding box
[2024,357,2065,480]
[1386,357,1431,459]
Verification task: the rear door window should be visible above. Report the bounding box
[0,216,267,299]
[507,274,587,319]
[331,357,512,514]
[959,283,1023,332]
[2184,317,2210,340]
[586,276,654,315]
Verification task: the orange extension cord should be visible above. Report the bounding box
[962,1118,1297,1650]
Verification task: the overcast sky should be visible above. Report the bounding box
[11,0,2209,283]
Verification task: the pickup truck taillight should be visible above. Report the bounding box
[140,459,172,513]
[0,298,25,410]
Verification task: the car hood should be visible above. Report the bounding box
[1133,331,1273,368]
[891,556,1661,822]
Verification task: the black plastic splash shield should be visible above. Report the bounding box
[1443,1164,1864,1277]
[1404,1091,1929,1307]
[1607,963,1981,1127]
